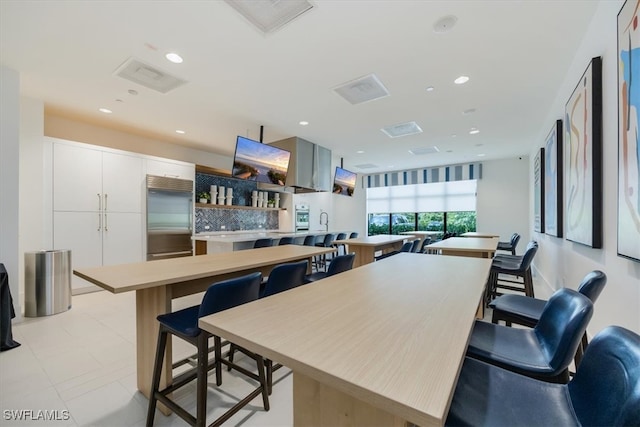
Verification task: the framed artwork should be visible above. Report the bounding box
[545,120,563,237]
[534,147,545,233]
[618,0,640,262]
[564,56,603,248]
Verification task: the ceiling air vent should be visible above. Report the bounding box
[381,121,423,138]
[114,58,187,94]
[354,163,379,170]
[409,146,440,155]
[333,73,390,105]
[224,0,314,34]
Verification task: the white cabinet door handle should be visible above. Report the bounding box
[97,193,102,231]
[104,194,108,231]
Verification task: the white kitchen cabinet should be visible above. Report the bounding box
[53,142,102,212]
[145,158,195,181]
[51,139,144,292]
[53,141,143,213]
[53,211,102,292]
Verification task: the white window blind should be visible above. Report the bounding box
[366,180,477,214]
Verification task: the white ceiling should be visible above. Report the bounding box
[0,1,598,174]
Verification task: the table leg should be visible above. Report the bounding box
[293,372,406,426]
[351,246,376,268]
[136,286,172,415]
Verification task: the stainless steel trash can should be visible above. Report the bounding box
[24,250,72,317]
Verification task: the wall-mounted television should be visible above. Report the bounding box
[232,136,291,186]
[333,167,357,196]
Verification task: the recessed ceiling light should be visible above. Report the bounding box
[463,108,476,115]
[128,89,138,96]
[446,150,453,153]
[477,153,486,157]
[469,128,480,135]
[165,52,183,64]
[175,130,186,134]
[98,108,112,114]
[115,99,123,103]
[475,143,483,147]
[454,75,470,85]
[299,121,309,126]
[451,134,457,138]
[426,86,435,92]
[356,150,365,154]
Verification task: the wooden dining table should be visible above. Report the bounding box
[427,236,499,258]
[460,231,501,238]
[73,245,335,403]
[199,253,493,426]
[332,234,414,267]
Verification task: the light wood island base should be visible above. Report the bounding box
[293,373,406,427]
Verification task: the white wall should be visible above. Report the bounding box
[0,65,21,320]
[530,0,640,334]
[290,156,366,237]
[476,157,530,243]
[45,113,230,170]
[18,97,45,306]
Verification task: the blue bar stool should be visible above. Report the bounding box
[146,272,268,427]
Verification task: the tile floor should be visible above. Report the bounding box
[0,274,551,427]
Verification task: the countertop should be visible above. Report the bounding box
[192,230,345,243]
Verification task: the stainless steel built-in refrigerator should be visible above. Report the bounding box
[146,175,193,261]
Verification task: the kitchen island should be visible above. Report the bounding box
[193,230,349,254]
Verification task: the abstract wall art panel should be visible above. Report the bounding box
[564,56,603,248]
[534,147,545,233]
[545,120,563,237]
[618,0,640,262]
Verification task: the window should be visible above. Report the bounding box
[366,180,477,236]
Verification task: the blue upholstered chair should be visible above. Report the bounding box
[146,272,268,427]
[260,260,308,298]
[254,238,273,248]
[410,238,421,253]
[496,232,521,255]
[302,235,316,246]
[485,241,538,304]
[446,326,640,427]
[314,233,336,271]
[419,237,432,253]
[277,236,294,245]
[349,232,359,239]
[489,270,607,369]
[229,261,308,393]
[374,241,413,261]
[333,232,347,256]
[304,253,355,283]
[467,288,593,383]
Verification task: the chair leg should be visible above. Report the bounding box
[524,269,534,297]
[256,355,270,411]
[214,336,222,386]
[147,327,167,427]
[266,359,273,395]
[196,333,208,427]
[574,332,589,368]
[227,344,236,371]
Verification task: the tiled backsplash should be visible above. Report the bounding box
[194,172,279,233]
[195,207,279,232]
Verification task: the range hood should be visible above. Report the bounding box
[264,137,332,193]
